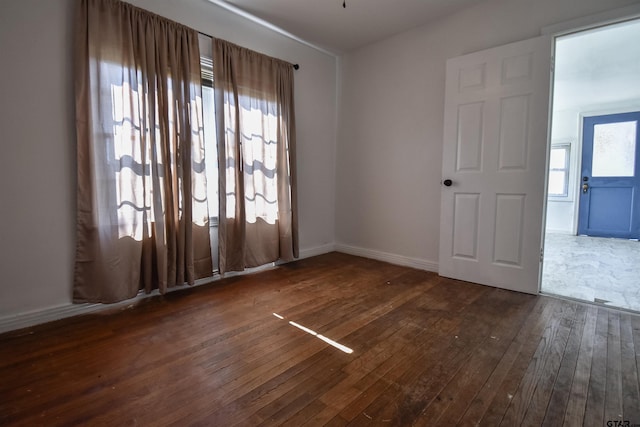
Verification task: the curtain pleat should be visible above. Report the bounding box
[213,39,298,275]
[73,0,212,303]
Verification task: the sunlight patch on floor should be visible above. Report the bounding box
[272,313,354,354]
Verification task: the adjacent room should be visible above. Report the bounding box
[1,0,640,425]
[542,18,640,312]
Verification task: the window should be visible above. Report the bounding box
[200,54,219,224]
[199,35,220,271]
[548,144,571,197]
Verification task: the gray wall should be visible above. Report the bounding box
[2,0,640,321]
[0,0,337,318]
[336,0,640,266]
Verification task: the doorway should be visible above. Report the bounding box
[541,18,640,311]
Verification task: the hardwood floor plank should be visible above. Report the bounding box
[562,304,598,427]
[280,399,327,427]
[424,291,539,426]
[349,285,492,423]
[499,298,577,426]
[408,289,536,426]
[194,273,433,424]
[234,304,419,424]
[329,315,462,423]
[477,297,563,426]
[633,314,640,385]
[455,295,550,426]
[252,370,346,425]
[307,306,434,424]
[353,285,506,424]
[620,313,640,423]
[1,253,638,426]
[604,311,623,425]
[326,326,436,422]
[333,309,470,422]
[584,307,609,427]
[539,304,588,426]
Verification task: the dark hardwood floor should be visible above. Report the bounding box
[1,252,639,426]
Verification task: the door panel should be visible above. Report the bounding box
[456,102,484,172]
[439,36,552,294]
[578,112,640,238]
[493,193,526,266]
[452,193,480,259]
[498,95,530,170]
[588,187,633,231]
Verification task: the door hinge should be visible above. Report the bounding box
[540,248,544,262]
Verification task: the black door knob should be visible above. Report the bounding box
[443,179,453,187]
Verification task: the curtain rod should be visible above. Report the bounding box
[197,31,300,70]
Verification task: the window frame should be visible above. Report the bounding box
[547,142,572,199]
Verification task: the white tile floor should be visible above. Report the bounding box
[541,232,640,312]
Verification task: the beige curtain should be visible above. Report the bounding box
[74,0,212,303]
[213,39,298,274]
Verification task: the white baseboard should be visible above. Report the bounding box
[0,267,279,334]
[0,244,339,335]
[1,242,433,334]
[334,243,439,272]
[545,229,574,235]
[0,302,105,335]
[298,243,336,259]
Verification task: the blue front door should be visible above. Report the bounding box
[578,111,640,239]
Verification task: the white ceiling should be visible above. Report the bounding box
[210,0,487,54]
[207,1,640,111]
[554,18,640,111]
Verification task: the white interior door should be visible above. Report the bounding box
[438,36,552,294]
